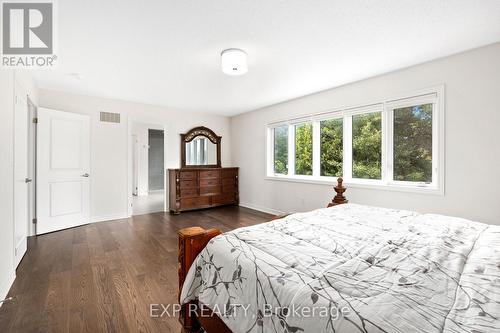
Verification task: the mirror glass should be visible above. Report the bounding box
[185,136,217,166]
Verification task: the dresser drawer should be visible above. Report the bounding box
[180,180,197,189]
[212,193,236,205]
[221,169,238,178]
[222,178,235,186]
[179,171,197,180]
[180,196,210,209]
[180,188,198,198]
[200,186,221,195]
[200,178,220,187]
[222,185,236,193]
[199,170,220,179]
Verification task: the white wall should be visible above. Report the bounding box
[0,71,38,305]
[38,90,232,222]
[131,122,163,196]
[231,43,500,225]
[0,71,16,306]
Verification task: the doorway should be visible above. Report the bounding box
[131,122,165,215]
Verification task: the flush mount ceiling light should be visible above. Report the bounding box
[221,48,248,76]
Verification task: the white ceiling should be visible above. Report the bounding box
[33,0,500,116]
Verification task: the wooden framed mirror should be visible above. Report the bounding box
[180,126,221,168]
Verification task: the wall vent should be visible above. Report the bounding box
[100,112,120,123]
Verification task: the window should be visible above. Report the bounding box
[352,112,382,180]
[393,104,432,182]
[266,87,443,193]
[273,125,288,175]
[295,123,313,175]
[320,118,343,177]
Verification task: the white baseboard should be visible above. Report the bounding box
[0,271,15,309]
[239,202,286,216]
[91,213,129,223]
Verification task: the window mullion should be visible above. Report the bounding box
[288,124,295,176]
[312,121,320,177]
[431,102,438,186]
[267,128,274,176]
[383,106,392,184]
[343,116,353,181]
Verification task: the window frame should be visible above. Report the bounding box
[265,86,445,195]
[268,123,289,176]
[318,116,344,178]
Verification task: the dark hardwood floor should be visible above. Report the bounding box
[0,206,273,333]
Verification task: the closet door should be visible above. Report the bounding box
[37,108,90,234]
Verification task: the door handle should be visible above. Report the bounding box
[25,178,32,183]
[81,173,90,178]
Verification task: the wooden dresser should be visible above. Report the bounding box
[168,167,239,214]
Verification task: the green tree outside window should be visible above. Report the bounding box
[295,123,313,175]
[352,113,382,179]
[394,104,432,182]
[273,126,288,174]
[320,118,343,177]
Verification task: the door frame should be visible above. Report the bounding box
[127,119,168,217]
[147,129,165,192]
[132,134,139,196]
[13,80,30,268]
[27,98,37,236]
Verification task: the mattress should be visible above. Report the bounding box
[180,204,500,332]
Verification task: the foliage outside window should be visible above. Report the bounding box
[320,118,343,177]
[295,123,313,175]
[273,125,288,174]
[352,112,382,180]
[394,104,432,182]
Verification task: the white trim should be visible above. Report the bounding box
[239,202,286,216]
[385,106,394,182]
[0,271,15,309]
[343,103,383,117]
[385,93,437,109]
[266,127,274,176]
[91,213,129,223]
[312,109,343,122]
[343,116,352,181]
[312,121,320,177]
[265,175,442,195]
[380,107,388,183]
[287,124,295,176]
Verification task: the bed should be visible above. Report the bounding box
[177,179,500,333]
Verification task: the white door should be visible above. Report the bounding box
[13,83,29,267]
[37,108,90,234]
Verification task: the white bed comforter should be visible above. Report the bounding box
[180,204,500,333]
